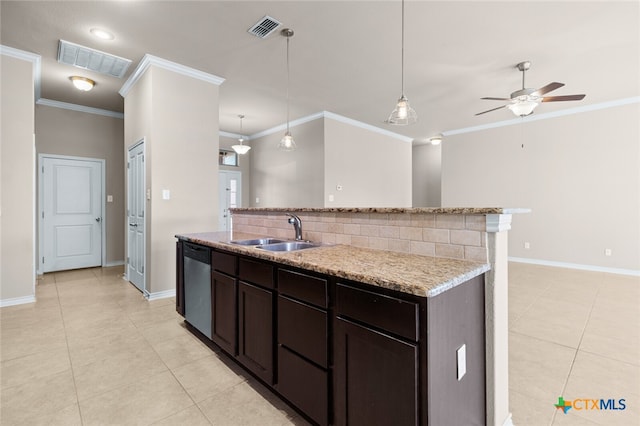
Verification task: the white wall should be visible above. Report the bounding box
[324,117,412,207]
[442,102,640,272]
[412,142,442,207]
[0,51,36,304]
[250,119,325,208]
[124,65,220,295]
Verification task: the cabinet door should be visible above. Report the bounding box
[211,271,237,355]
[334,318,419,426]
[238,281,274,384]
[176,241,184,316]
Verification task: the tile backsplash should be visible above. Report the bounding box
[232,211,489,262]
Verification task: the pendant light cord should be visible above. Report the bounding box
[286,34,291,134]
[401,0,405,97]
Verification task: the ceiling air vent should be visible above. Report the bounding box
[57,40,132,78]
[247,15,282,39]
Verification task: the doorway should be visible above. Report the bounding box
[39,155,105,273]
[218,171,242,231]
[127,140,145,293]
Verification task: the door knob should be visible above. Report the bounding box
[95,217,101,222]
[129,223,138,227]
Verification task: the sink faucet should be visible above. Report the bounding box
[286,213,303,241]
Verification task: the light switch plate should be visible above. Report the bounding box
[107,195,113,203]
[457,344,466,381]
[162,189,170,200]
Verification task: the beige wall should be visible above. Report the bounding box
[1,53,36,303]
[124,66,220,295]
[219,135,251,208]
[442,103,640,271]
[250,119,325,208]
[324,118,412,208]
[412,142,442,207]
[35,105,125,265]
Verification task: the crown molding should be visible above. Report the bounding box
[220,130,250,141]
[249,111,412,143]
[37,98,124,119]
[119,54,225,98]
[1,45,41,101]
[323,111,413,143]
[444,97,640,137]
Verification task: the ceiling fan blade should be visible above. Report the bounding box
[532,82,564,96]
[475,105,507,116]
[541,94,586,102]
[481,97,512,101]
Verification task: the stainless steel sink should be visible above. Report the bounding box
[256,241,320,252]
[229,238,286,246]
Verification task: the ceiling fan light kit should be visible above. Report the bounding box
[476,61,586,117]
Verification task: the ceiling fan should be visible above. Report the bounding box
[476,61,586,117]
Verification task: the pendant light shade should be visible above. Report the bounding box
[277,28,297,151]
[231,114,251,155]
[386,0,417,125]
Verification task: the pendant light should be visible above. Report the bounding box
[386,0,417,125]
[231,114,251,155]
[277,28,297,151]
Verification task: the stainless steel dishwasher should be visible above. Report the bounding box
[183,242,212,339]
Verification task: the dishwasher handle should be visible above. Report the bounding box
[183,242,211,264]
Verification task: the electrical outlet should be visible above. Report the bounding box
[457,344,466,381]
[255,197,260,204]
[605,248,612,256]
[524,242,530,249]
[329,194,334,202]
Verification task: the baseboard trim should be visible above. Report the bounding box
[105,260,125,267]
[509,257,640,277]
[0,295,36,308]
[145,289,176,301]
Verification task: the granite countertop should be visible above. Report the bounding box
[176,231,490,298]
[230,207,530,215]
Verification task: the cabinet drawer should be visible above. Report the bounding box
[336,283,419,342]
[278,269,327,308]
[212,251,236,276]
[239,258,274,289]
[278,345,328,426]
[278,295,327,368]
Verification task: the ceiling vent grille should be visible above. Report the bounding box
[57,40,132,78]
[247,16,282,39]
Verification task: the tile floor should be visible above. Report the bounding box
[0,263,638,425]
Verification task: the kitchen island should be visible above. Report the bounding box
[176,207,524,426]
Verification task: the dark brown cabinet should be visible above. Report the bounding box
[277,268,329,425]
[334,283,420,426]
[238,281,274,384]
[334,318,419,426]
[211,271,237,355]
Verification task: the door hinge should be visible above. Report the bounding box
[127,162,130,169]
[42,211,44,219]
[141,266,144,273]
[127,257,130,264]
[41,166,44,173]
[42,257,45,263]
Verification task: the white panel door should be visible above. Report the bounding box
[218,171,241,231]
[42,157,102,272]
[127,141,145,292]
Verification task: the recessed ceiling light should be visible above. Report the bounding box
[70,76,95,91]
[90,28,114,40]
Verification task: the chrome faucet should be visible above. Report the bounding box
[286,213,303,241]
